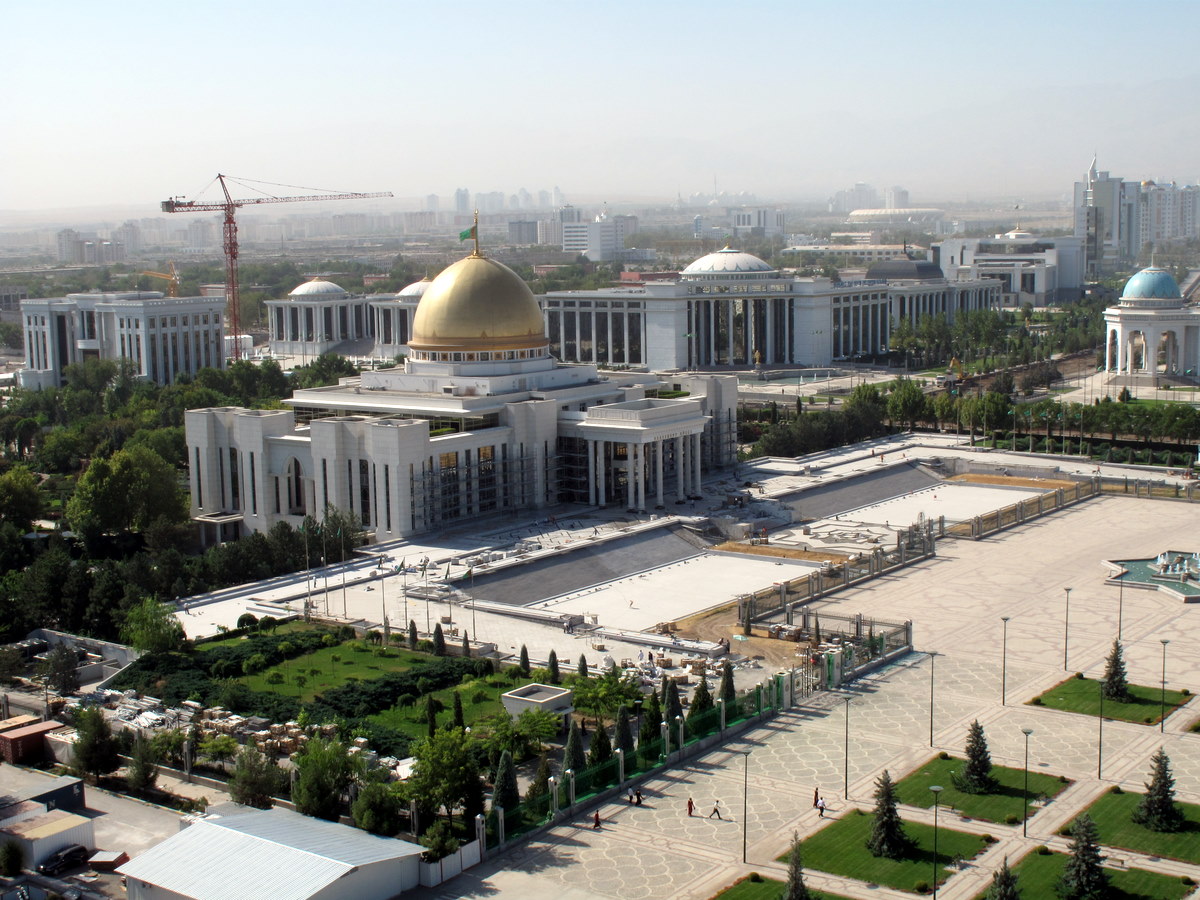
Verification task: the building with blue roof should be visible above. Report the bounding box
[1103,266,1200,381]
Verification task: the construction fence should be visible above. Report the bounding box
[945,479,1097,539]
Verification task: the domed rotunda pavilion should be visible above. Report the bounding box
[186,242,737,544]
[1103,266,1200,382]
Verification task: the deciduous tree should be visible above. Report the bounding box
[292,738,362,821]
[228,747,285,809]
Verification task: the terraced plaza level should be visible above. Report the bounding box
[410,496,1200,900]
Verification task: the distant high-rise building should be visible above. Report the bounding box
[561,212,638,261]
[1074,158,1144,276]
[186,220,217,252]
[538,190,552,208]
[552,186,565,207]
[474,192,505,214]
[114,221,142,255]
[730,207,784,237]
[558,205,582,224]
[454,188,470,215]
[425,194,439,213]
[829,182,879,214]
[884,187,909,210]
[507,220,539,244]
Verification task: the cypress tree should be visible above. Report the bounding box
[866,770,911,859]
[564,718,586,773]
[955,719,996,794]
[518,644,530,675]
[687,675,714,725]
[452,691,465,729]
[614,704,635,754]
[985,857,1020,900]
[639,692,662,748]
[547,650,560,684]
[1102,639,1130,701]
[492,750,520,812]
[663,679,683,722]
[1132,748,1184,832]
[719,659,736,705]
[1057,814,1108,900]
[525,755,551,802]
[577,654,589,679]
[587,723,613,767]
[408,619,418,650]
[432,623,446,656]
[783,830,811,900]
[424,694,438,738]
[461,631,470,656]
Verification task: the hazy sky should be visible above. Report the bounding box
[5,0,1200,216]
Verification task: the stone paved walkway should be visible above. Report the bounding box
[409,498,1200,900]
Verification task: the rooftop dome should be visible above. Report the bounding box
[409,255,548,353]
[682,247,774,275]
[397,277,432,298]
[865,258,945,281]
[1121,266,1182,302]
[289,279,347,298]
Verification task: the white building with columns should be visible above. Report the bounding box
[1103,266,1200,381]
[19,291,225,389]
[543,248,1000,370]
[265,279,373,360]
[186,248,736,544]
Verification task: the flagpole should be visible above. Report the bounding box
[472,209,480,257]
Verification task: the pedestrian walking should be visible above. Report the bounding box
[635,789,643,806]
[687,797,695,817]
[593,811,601,829]
[627,789,635,804]
[708,800,723,820]
[812,788,819,808]
[817,797,827,818]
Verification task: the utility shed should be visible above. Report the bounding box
[0,809,94,868]
[118,805,425,900]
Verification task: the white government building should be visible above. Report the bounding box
[1103,266,1200,380]
[186,246,738,544]
[19,291,226,389]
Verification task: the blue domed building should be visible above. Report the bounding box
[1103,266,1200,380]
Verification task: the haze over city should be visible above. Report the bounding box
[6,0,1200,221]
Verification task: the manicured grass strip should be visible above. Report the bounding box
[240,642,425,702]
[711,875,848,899]
[971,850,1192,900]
[369,672,514,740]
[1030,676,1190,726]
[1083,789,1200,864]
[894,756,1069,824]
[790,809,988,893]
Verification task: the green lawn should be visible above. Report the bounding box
[369,670,518,740]
[1083,790,1200,864]
[972,850,1192,900]
[711,875,848,899]
[241,642,427,703]
[1030,676,1190,725]
[894,756,1069,824]
[199,620,317,650]
[791,809,988,893]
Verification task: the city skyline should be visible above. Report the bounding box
[5,0,1200,219]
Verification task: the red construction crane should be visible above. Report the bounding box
[161,174,393,359]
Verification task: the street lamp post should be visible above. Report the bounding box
[843,696,851,799]
[1021,728,1033,837]
[1160,639,1170,732]
[1000,617,1010,706]
[742,750,750,864]
[1062,587,1072,671]
[930,785,944,898]
[1117,579,1124,641]
[1097,679,1106,779]
[929,651,937,747]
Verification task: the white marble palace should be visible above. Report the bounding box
[186,245,737,544]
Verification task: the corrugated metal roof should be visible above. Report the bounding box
[2,810,88,839]
[118,807,423,900]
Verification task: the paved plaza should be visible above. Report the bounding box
[411,497,1200,900]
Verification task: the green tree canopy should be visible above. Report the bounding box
[66,444,187,540]
[0,466,39,531]
[120,597,185,654]
[292,738,362,821]
[228,747,286,809]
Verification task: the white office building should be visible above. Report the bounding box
[933,231,1085,306]
[19,292,225,389]
[186,249,737,544]
[542,248,1000,370]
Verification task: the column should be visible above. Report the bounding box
[708,301,716,364]
[692,433,703,495]
[726,300,735,365]
[765,299,775,364]
[587,439,596,506]
[597,440,606,506]
[637,443,647,510]
[655,439,664,508]
[607,309,614,366]
[1105,328,1113,371]
[746,301,755,363]
[675,436,685,498]
[626,443,635,509]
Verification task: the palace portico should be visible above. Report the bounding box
[1104,267,1200,380]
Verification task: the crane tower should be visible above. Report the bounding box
[161,174,393,359]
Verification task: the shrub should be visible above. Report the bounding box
[471,689,489,704]
[938,751,950,760]
[396,693,416,707]
[747,872,763,883]
[1110,785,1123,794]
[1075,672,1085,680]
[914,880,930,893]
[1182,688,1191,697]
[1030,696,1043,705]
[1005,814,1020,825]
[1182,876,1195,886]
[1059,775,1069,783]
[982,834,995,843]
[1036,845,1051,855]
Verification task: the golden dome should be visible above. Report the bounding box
[409,255,548,353]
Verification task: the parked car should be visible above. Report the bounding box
[37,844,89,875]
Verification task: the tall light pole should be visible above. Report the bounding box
[843,696,851,799]
[1000,617,1010,706]
[1160,639,1170,732]
[742,750,750,864]
[1117,579,1124,641]
[1097,679,1106,779]
[930,785,943,898]
[929,651,937,747]
[1062,587,1072,671]
[1021,728,1033,837]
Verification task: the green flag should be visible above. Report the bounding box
[458,225,476,242]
